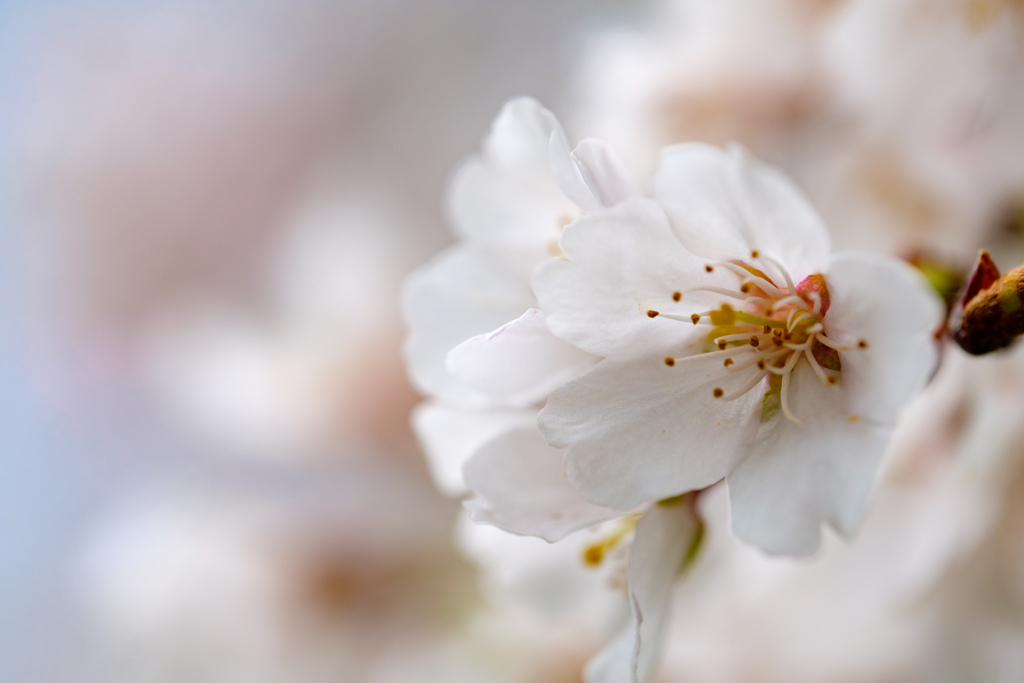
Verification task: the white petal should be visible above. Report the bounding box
[728,360,891,556]
[824,251,943,424]
[653,144,829,278]
[552,136,639,213]
[447,309,599,406]
[534,197,730,359]
[540,352,762,509]
[482,96,558,169]
[402,244,535,404]
[463,426,620,542]
[446,157,575,265]
[412,402,536,497]
[585,501,698,683]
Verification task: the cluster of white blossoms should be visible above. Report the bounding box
[404,98,944,682]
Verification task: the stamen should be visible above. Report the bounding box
[788,310,811,332]
[712,387,724,398]
[647,310,659,318]
[780,374,801,424]
[784,338,816,351]
[773,295,809,312]
[658,313,706,324]
[718,371,769,401]
[708,261,784,298]
[741,296,774,310]
[814,332,850,351]
[807,291,822,316]
[664,357,675,367]
[714,333,754,344]
[685,286,748,301]
[759,253,797,295]
[779,352,802,424]
[726,353,766,372]
[672,291,682,302]
[666,347,741,365]
[804,347,832,388]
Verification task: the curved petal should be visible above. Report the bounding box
[447,309,599,406]
[824,252,943,424]
[653,144,830,279]
[463,426,621,542]
[402,244,534,404]
[446,96,579,266]
[481,96,556,168]
[553,137,640,213]
[412,402,536,497]
[446,157,576,265]
[728,360,891,556]
[540,352,762,509]
[585,500,698,683]
[534,197,731,359]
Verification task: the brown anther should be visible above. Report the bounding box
[827,376,837,385]
[857,340,868,349]
[749,336,760,347]
[773,328,782,337]
[583,546,603,566]
[764,307,774,316]
[740,283,751,293]
[751,250,760,258]
[647,310,659,318]
[664,357,675,367]
[672,291,682,302]
[772,337,783,347]
[713,387,724,398]
[717,340,728,350]
[756,360,766,370]
[705,264,714,273]
[691,313,700,324]
[763,325,771,334]
[723,358,734,367]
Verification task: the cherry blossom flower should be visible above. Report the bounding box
[534,143,944,555]
[405,98,704,683]
[402,97,636,495]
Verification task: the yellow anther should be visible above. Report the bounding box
[709,304,736,326]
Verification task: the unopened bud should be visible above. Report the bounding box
[951,251,1024,355]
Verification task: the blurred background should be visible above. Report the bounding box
[3,0,1024,681]
[0,2,629,680]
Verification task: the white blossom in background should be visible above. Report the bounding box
[528,143,943,555]
[570,0,1024,261]
[822,0,1024,260]
[145,185,416,460]
[81,475,602,683]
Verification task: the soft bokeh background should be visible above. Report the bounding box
[0,2,632,680]
[4,1,1024,682]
